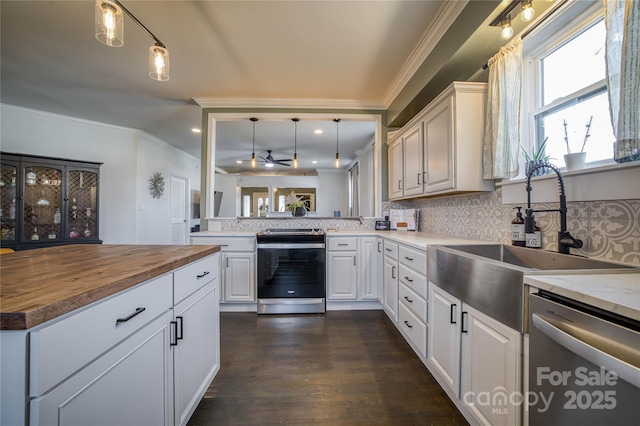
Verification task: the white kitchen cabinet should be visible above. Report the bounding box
[460,303,521,426]
[382,240,399,322]
[428,284,462,396]
[386,81,492,200]
[388,137,404,199]
[31,310,174,426]
[327,237,358,300]
[358,236,380,300]
[190,236,256,303]
[402,123,424,197]
[222,253,255,302]
[173,279,220,426]
[428,284,522,426]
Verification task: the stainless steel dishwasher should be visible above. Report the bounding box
[528,291,640,425]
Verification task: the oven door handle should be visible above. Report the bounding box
[257,243,325,249]
[532,314,640,388]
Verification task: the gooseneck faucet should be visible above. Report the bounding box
[525,162,583,254]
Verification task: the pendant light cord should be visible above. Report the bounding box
[113,0,166,48]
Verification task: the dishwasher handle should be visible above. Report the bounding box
[532,314,640,388]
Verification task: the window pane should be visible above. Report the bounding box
[536,90,614,168]
[541,19,606,105]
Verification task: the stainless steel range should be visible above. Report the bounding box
[256,228,326,314]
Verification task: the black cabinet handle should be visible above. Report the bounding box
[338,243,349,246]
[461,311,468,333]
[197,271,210,279]
[385,248,392,252]
[404,296,413,303]
[450,303,457,324]
[378,242,382,252]
[176,316,184,340]
[404,276,413,282]
[170,321,178,346]
[417,173,421,185]
[116,307,145,325]
[392,266,396,279]
[404,256,414,261]
[404,320,413,329]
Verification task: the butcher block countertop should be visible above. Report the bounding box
[0,244,220,330]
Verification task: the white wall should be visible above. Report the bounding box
[214,173,239,217]
[1,104,200,244]
[317,170,348,216]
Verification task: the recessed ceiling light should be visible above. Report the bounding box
[314,129,323,135]
[236,160,243,164]
[312,160,318,164]
[192,128,201,133]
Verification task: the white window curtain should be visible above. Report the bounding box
[605,0,640,162]
[482,38,523,179]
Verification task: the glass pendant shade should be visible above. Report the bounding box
[292,118,300,168]
[293,153,298,168]
[251,153,256,168]
[95,0,124,47]
[335,153,340,168]
[501,18,514,39]
[149,45,170,81]
[521,1,535,22]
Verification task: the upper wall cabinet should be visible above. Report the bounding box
[387,82,494,200]
[0,152,102,251]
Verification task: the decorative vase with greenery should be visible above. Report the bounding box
[562,116,591,171]
[522,137,550,177]
[285,191,308,217]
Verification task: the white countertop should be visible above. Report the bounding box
[524,274,640,321]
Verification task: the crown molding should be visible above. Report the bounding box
[193,97,386,110]
[381,0,469,107]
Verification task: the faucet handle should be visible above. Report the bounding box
[558,231,583,254]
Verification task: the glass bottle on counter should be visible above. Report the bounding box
[53,208,61,224]
[83,223,91,238]
[71,198,78,219]
[69,226,79,238]
[31,226,40,240]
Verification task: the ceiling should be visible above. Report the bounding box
[1,0,526,173]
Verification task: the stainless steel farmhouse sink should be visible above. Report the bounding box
[427,244,636,333]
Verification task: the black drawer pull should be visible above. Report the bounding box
[116,307,145,325]
[404,276,413,282]
[197,271,210,279]
[170,321,178,346]
[176,316,184,340]
[404,296,413,303]
[338,243,349,246]
[404,256,414,261]
[404,320,413,329]
[385,248,392,252]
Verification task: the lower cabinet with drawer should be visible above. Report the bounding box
[25,253,221,426]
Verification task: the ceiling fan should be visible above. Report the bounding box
[259,150,292,167]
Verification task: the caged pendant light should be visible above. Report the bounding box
[334,118,341,168]
[250,118,258,168]
[292,118,300,168]
[95,0,170,81]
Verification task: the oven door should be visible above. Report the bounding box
[257,243,326,299]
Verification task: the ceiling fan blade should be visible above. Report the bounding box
[275,161,291,166]
[275,159,293,162]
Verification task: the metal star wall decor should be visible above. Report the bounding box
[148,171,165,199]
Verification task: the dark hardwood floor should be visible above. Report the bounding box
[188,310,468,425]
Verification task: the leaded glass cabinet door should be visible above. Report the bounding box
[67,168,99,241]
[22,164,64,243]
[0,160,19,244]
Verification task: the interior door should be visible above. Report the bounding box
[170,175,188,245]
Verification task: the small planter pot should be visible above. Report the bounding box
[291,206,306,217]
[563,152,586,171]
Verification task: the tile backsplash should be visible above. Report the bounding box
[392,188,640,265]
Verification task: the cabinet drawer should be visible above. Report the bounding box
[399,264,427,299]
[191,237,256,252]
[30,274,173,397]
[398,245,426,275]
[398,302,427,358]
[174,253,220,304]
[383,240,398,260]
[327,237,358,251]
[399,283,427,323]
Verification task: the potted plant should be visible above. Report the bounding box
[562,117,591,171]
[285,191,308,217]
[522,137,550,177]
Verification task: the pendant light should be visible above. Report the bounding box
[95,0,170,81]
[95,0,124,47]
[334,119,341,168]
[292,118,300,168]
[501,17,514,39]
[250,118,258,168]
[520,0,535,22]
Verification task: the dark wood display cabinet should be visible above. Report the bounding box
[0,152,102,251]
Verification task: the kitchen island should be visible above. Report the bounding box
[0,244,221,426]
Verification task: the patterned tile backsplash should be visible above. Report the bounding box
[395,189,640,266]
[207,189,639,265]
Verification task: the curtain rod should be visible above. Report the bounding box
[482,0,568,70]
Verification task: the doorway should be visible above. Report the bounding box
[170,175,189,244]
